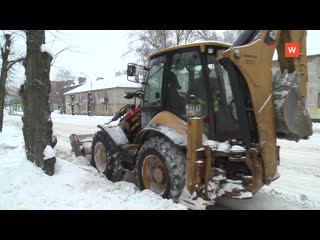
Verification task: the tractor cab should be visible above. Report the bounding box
[128,42,252,145]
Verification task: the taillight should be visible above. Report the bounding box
[197,162,205,178]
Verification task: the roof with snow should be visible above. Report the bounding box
[64,75,142,95]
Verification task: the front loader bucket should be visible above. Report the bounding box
[273,70,313,141]
[69,134,94,157]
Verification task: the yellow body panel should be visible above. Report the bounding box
[219,37,277,182]
[149,41,231,59]
[186,118,203,193]
[148,111,187,135]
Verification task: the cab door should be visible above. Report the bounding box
[166,48,211,136]
[141,55,166,128]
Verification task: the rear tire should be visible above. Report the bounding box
[91,130,124,182]
[135,136,185,202]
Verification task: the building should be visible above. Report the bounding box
[5,95,23,114]
[305,54,320,121]
[49,77,86,112]
[273,54,320,121]
[64,75,142,116]
[49,80,74,111]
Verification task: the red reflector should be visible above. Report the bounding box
[203,115,210,124]
[198,163,205,177]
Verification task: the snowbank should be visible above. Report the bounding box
[0,158,186,210]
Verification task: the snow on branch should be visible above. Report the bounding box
[40,44,54,57]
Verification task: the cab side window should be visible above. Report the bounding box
[143,56,165,107]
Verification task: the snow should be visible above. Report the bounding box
[190,40,231,47]
[179,187,214,210]
[3,30,11,35]
[0,113,186,210]
[103,125,128,145]
[205,140,245,153]
[222,182,244,192]
[230,145,246,152]
[232,192,253,199]
[204,140,231,152]
[64,75,142,95]
[218,142,231,152]
[8,110,23,116]
[151,125,186,145]
[43,145,55,160]
[212,175,226,181]
[313,122,320,133]
[2,112,320,209]
[40,44,54,57]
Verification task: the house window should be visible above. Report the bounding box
[318,93,320,108]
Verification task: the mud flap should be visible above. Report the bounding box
[273,70,313,141]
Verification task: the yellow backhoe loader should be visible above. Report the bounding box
[70,30,312,209]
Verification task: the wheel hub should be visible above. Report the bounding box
[153,167,164,183]
[142,155,167,195]
[94,142,108,173]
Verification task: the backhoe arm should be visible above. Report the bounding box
[217,30,312,184]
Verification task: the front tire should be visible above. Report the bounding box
[135,137,186,202]
[91,131,124,182]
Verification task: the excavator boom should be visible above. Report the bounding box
[217,30,312,183]
[218,30,312,141]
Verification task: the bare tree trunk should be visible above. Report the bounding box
[62,94,66,113]
[0,34,11,132]
[20,30,56,176]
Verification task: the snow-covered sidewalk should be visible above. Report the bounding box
[0,114,186,210]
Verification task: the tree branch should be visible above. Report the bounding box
[7,57,24,71]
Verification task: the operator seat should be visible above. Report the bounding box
[167,71,185,116]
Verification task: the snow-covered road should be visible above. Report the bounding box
[1,113,320,210]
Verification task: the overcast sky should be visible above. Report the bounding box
[47,30,133,82]
[10,30,320,86]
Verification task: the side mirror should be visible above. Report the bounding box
[127,65,136,77]
[127,63,148,84]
